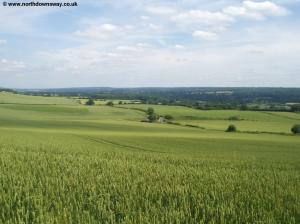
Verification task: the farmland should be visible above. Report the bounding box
[0,92,299,223]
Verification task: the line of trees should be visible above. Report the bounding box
[21,87,300,112]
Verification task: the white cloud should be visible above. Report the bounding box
[148,23,162,31]
[0,59,26,72]
[171,1,289,33]
[174,44,185,49]
[146,6,176,15]
[141,16,150,20]
[39,48,107,73]
[172,10,233,25]
[223,1,289,20]
[137,43,150,47]
[243,1,289,16]
[193,30,218,40]
[23,26,300,88]
[116,45,139,52]
[223,6,264,20]
[74,23,129,40]
[0,39,7,45]
[38,43,144,74]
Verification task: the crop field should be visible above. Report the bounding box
[0,93,299,223]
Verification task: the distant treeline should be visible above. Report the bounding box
[17,87,300,112]
[0,88,17,93]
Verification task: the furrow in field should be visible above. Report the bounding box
[74,134,167,154]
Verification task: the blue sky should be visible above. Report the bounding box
[0,0,300,88]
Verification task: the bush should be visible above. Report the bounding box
[291,124,300,134]
[106,101,114,106]
[147,113,157,123]
[240,105,248,111]
[85,99,95,106]
[226,124,237,132]
[147,107,155,115]
[164,115,174,120]
[146,107,157,123]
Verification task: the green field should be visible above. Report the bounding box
[117,104,300,134]
[0,93,299,223]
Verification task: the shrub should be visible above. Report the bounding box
[164,115,174,120]
[147,113,157,123]
[291,124,300,134]
[240,105,248,111]
[226,124,237,132]
[147,107,155,115]
[85,99,95,106]
[106,101,114,106]
[146,107,157,122]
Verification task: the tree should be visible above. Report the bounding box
[164,114,174,120]
[290,104,300,112]
[291,124,300,134]
[85,99,95,106]
[106,101,114,106]
[226,124,237,132]
[240,104,248,111]
[148,113,157,123]
[147,107,155,115]
[146,107,157,123]
[118,101,123,105]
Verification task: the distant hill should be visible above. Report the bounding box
[0,87,16,93]
[16,87,115,94]
[17,87,300,104]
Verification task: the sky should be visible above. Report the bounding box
[0,0,300,88]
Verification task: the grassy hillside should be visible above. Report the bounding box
[0,92,77,105]
[118,104,300,133]
[0,93,299,223]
